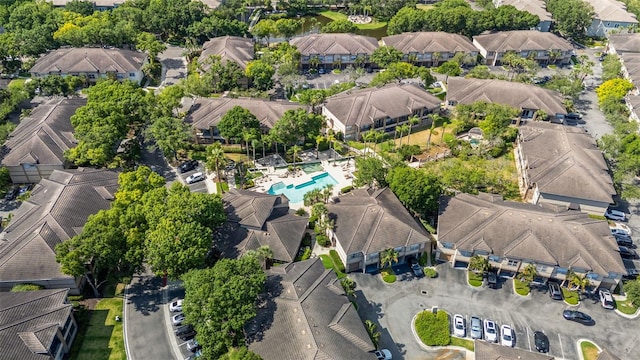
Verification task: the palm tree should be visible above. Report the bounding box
[380,248,399,269]
[289,144,302,165]
[243,131,256,159]
[326,132,336,160]
[425,121,436,150]
[432,52,441,67]
[361,130,376,157]
[372,130,385,154]
[396,124,409,147]
[568,271,592,299]
[340,277,356,297]
[468,255,490,275]
[406,115,420,145]
[315,134,325,159]
[205,142,226,192]
[245,245,273,269]
[322,184,334,203]
[251,138,259,163]
[518,263,537,284]
[365,320,381,349]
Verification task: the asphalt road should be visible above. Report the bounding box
[158,45,187,88]
[352,264,637,360]
[125,273,177,360]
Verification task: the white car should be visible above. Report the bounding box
[453,314,466,337]
[605,209,627,222]
[500,325,514,347]
[169,299,183,312]
[611,228,630,237]
[172,313,185,326]
[483,319,498,343]
[599,289,615,310]
[374,349,392,360]
[186,172,205,184]
[610,222,632,235]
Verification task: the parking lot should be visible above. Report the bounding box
[175,161,210,194]
[351,263,637,360]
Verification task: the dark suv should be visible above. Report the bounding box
[548,281,563,300]
[178,160,198,173]
[175,324,196,340]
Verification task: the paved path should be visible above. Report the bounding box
[158,45,187,89]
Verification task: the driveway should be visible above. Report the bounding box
[158,45,187,88]
[574,48,613,139]
[351,264,637,360]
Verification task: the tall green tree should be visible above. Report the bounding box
[545,0,594,39]
[206,142,227,190]
[182,256,266,358]
[245,59,275,91]
[218,106,261,145]
[387,166,443,217]
[354,156,388,188]
[380,248,399,268]
[220,347,263,360]
[147,116,191,161]
[369,46,404,68]
[322,19,358,33]
[468,255,490,274]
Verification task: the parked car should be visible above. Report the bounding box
[470,316,483,340]
[174,324,194,336]
[318,68,326,74]
[534,331,549,353]
[169,299,183,312]
[186,172,205,184]
[565,112,582,120]
[548,282,563,300]
[453,314,466,337]
[615,236,633,247]
[605,208,627,222]
[599,289,615,310]
[410,259,424,277]
[500,325,514,347]
[178,160,198,173]
[483,319,498,343]
[563,310,594,325]
[4,186,19,201]
[611,228,630,237]
[186,339,201,352]
[172,313,185,326]
[610,222,632,235]
[374,349,392,360]
[599,54,606,61]
[619,246,638,259]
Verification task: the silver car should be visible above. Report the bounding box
[470,316,483,339]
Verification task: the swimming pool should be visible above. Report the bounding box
[267,172,338,204]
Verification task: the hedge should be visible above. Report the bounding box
[329,250,345,272]
[340,185,354,194]
[11,283,45,292]
[415,310,451,346]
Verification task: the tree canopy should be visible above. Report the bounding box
[245,59,275,91]
[387,166,443,217]
[545,0,594,39]
[182,256,266,358]
[218,106,261,144]
[370,46,404,68]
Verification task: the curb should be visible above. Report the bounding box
[123,283,133,360]
[576,339,601,360]
[511,279,532,298]
[612,295,640,319]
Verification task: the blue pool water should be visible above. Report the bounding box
[267,172,338,203]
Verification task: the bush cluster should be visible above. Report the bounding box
[414,310,451,346]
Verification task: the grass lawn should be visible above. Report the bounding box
[580,340,599,360]
[381,267,396,283]
[615,298,638,315]
[450,336,474,351]
[394,125,454,150]
[215,181,229,193]
[318,11,387,30]
[468,271,483,287]
[514,279,530,296]
[224,153,250,162]
[414,310,450,346]
[562,288,580,305]
[73,285,126,360]
[8,78,27,89]
[319,254,346,279]
[416,4,434,11]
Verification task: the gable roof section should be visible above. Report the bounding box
[185,97,307,131]
[475,340,554,360]
[30,47,147,74]
[473,30,573,53]
[223,188,288,228]
[199,36,254,71]
[290,33,378,56]
[584,0,637,24]
[327,188,430,256]
[620,52,640,86]
[247,258,376,360]
[437,193,626,276]
[495,0,552,22]
[0,289,73,360]
[382,32,477,54]
[446,77,567,116]
[0,169,119,283]
[324,83,441,128]
[1,97,84,167]
[518,122,614,204]
[608,33,640,53]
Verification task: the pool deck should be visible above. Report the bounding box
[250,158,356,209]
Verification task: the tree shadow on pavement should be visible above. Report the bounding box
[128,276,163,316]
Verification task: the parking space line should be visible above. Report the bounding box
[526,327,531,351]
[558,333,565,359]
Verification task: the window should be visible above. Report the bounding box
[442,242,454,249]
[459,250,473,257]
[394,246,403,253]
[349,253,361,259]
[341,55,349,62]
[63,316,72,335]
[586,273,599,280]
[536,265,548,273]
[506,259,519,267]
[409,244,420,251]
[88,74,96,79]
[117,74,124,79]
[555,267,568,275]
[49,335,62,357]
[325,55,333,62]
[368,252,379,260]
[488,255,501,262]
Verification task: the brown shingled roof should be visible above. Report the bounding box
[323,83,441,128]
[518,122,614,204]
[608,33,640,53]
[473,30,573,53]
[446,77,568,116]
[290,33,378,56]
[437,193,626,276]
[382,32,477,54]
[199,36,254,71]
[30,48,146,74]
[247,258,376,360]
